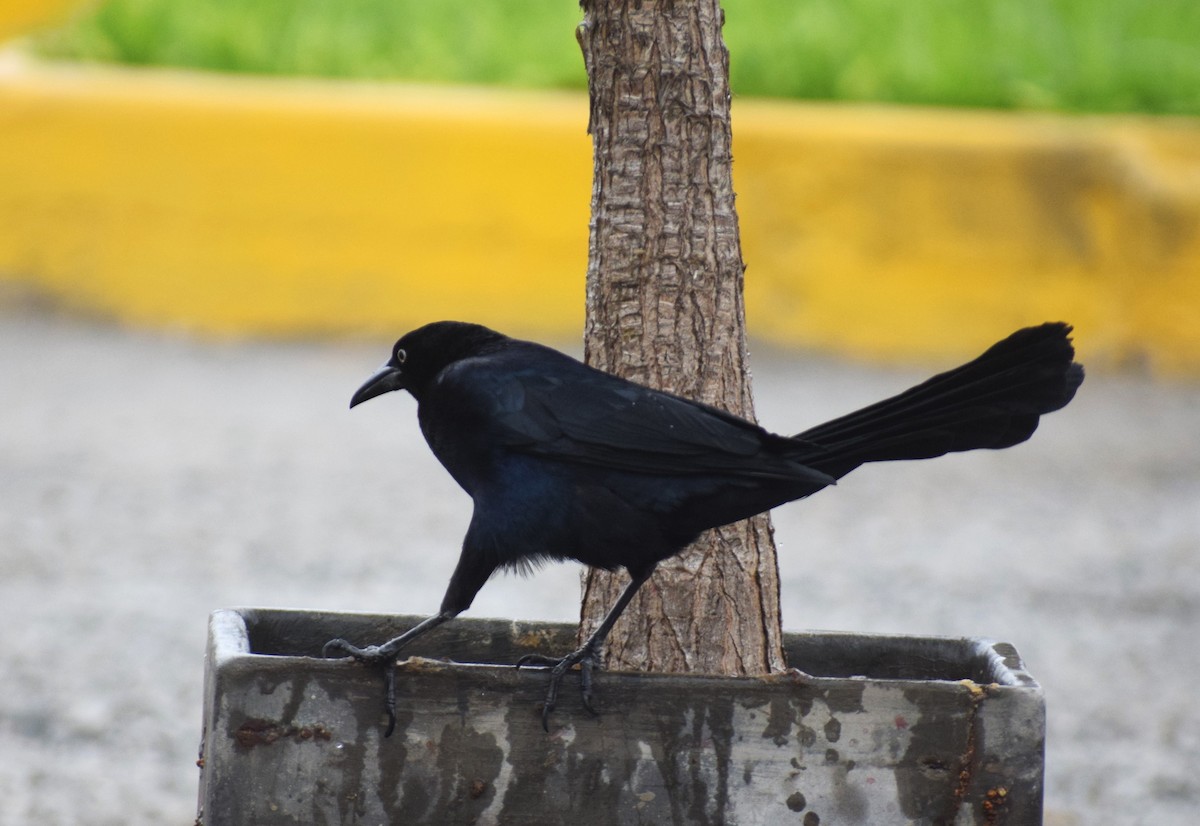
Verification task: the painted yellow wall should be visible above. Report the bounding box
[2,58,1198,371]
[733,102,1200,371]
[0,62,592,340]
[0,0,77,41]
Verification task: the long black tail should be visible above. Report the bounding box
[795,323,1084,480]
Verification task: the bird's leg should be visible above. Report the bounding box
[517,567,654,730]
[323,551,488,736]
[323,611,453,736]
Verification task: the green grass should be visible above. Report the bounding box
[33,0,1200,115]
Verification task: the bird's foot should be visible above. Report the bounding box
[516,644,603,731]
[323,638,406,737]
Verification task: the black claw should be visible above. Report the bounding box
[516,645,604,731]
[579,659,600,717]
[323,638,399,737]
[382,665,397,738]
[319,614,452,736]
[322,638,354,658]
[540,690,558,732]
[515,653,559,670]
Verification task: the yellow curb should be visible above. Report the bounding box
[1,55,1198,372]
[733,101,1200,372]
[0,56,593,340]
[0,0,76,42]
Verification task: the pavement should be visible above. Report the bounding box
[1,304,1197,825]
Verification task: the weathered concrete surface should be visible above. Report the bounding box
[199,609,1043,825]
[0,306,1198,824]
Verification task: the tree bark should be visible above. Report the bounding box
[578,0,786,677]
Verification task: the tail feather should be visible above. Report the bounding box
[794,323,1084,479]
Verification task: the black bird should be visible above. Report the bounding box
[325,320,1083,733]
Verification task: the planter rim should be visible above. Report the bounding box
[208,606,1041,691]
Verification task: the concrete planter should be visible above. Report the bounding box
[198,608,1043,825]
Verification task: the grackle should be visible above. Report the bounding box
[325,320,1083,734]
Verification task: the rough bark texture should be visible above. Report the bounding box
[578,0,786,677]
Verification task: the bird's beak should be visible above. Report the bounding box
[350,363,405,409]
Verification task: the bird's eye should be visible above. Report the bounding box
[394,348,407,365]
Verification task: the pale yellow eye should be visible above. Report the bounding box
[394,348,407,365]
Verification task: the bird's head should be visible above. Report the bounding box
[350,320,507,408]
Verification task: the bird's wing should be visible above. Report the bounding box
[433,348,830,484]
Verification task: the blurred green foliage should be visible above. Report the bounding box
[34,0,1200,115]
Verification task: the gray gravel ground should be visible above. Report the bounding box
[1,306,1197,825]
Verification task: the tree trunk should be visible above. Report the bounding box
[578,0,787,678]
